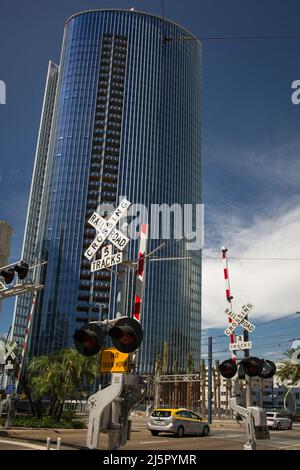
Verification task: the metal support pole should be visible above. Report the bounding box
[244,412,256,450]
[207,337,212,424]
[259,378,264,408]
[4,368,15,429]
[4,393,13,428]
[154,362,161,409]
[243,314,252,408]
[245,376,252,408]
[116,223,128,319]
[201,359,206,416]
[56,437,61,450]
[229,397,257,451]
[46,437,51,450]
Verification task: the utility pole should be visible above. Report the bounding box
[215,360,221,418]
[154,356,161,408]
[207,337,212,424]
[243,303,252,408]
[201,359,206,416]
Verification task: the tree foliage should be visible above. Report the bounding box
[276,348,300,386]
[27,348,96,419]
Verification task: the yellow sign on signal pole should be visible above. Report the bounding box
[100,347,129,373]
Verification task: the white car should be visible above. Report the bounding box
[148,408,210,437]
[266,412,292,430]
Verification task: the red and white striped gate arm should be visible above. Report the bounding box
[15,290,37,391]
[222,247,237,361]
[133,224,148,323]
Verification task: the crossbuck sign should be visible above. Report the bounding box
[4,341,17,370]
[224,303,255,336]
[4,341,17,362]
[84,199,131,271]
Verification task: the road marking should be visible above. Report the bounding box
[139,440,171,444]
[0,438,52,450]
[212,434,242,439]
[278,443,300,449]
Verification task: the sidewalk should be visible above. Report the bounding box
[0,427,87,449]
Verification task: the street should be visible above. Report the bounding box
[0,418,300,450]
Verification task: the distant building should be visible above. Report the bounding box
[0,221,12,268]
[0,221,13,315]
[12,10,202,373]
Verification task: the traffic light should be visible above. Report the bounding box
[219,357,276,379]
[259,359,276,379]
[108,317,143,353]
[73,323,105,356]
[219,358,237,379]
[0,261,29,284]
[73,317,143,356]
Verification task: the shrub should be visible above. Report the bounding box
[0,415,86,429]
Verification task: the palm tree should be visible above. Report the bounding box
[27,349,96,419]
[276,349,300,386]
[27,355,56,417]
[53,349,96,419]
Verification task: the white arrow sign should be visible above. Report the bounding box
[84,199,131,261]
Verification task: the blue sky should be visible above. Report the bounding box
[1,0,300,360]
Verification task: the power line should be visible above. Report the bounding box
[255,312,300,328]
[202,312,300,335]
[202,339,291,356]
[202,256,300,261]
[201,331,300,347]
[165,34,300,42]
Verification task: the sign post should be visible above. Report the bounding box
[224,303,256,408]
[4,341,18,428]
[83,199,139,449]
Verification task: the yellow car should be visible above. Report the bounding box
[148,408,210,437]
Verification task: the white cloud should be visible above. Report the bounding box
[202,203,300,328]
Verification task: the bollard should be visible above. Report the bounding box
[46,437,51,450]
[56,437,61,450]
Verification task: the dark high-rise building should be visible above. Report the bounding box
[12,10,201,373]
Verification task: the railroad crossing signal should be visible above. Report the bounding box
[84,199,131,261]
[73,317,143,356]
[219,357,276,379]
[0,261,29,285]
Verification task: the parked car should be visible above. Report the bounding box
[266,412,292,430]
[148,408,210,437]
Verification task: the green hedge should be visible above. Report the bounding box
[0,416,86,429]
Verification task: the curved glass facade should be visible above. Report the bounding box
[13,10,201,374]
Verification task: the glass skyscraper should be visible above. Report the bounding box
[12,10,201,374]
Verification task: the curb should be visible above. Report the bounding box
[0,431,85,449]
